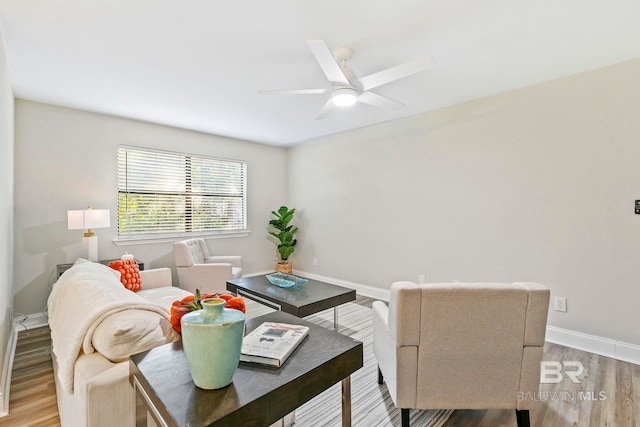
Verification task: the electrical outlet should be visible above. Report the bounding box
[418,274,426,284]
[312,257,317,266]
[554,296,567,312]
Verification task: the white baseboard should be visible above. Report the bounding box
[0,312,49,418]
[0,322,17,418]
[244,270,275,278]
[244,270,391,300]
[546,326,640,365]
[12,312,48,330]
[293,270,391,301]
[294,270,640,366]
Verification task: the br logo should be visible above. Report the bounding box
[540,361,584,384]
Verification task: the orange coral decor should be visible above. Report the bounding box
[170,290,246,333]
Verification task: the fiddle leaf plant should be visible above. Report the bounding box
[268,206,297,261]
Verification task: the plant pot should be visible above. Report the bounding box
[275,261,293,274]
[180,298,245,389]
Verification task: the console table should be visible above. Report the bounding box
[130,310,363,427]
[56,259,144,278]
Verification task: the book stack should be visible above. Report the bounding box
[240,322,309,367]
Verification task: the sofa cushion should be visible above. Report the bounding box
[137,286,193,311]
[92,310,179,362]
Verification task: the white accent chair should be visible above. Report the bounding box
[173,238,242,294]
[372,281,550,427]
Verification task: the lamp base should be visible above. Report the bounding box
[81,235,99,262]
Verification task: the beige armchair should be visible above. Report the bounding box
[373,281,549,427]
[173,238,242,294]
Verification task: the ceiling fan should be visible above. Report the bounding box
[259,40,435,119]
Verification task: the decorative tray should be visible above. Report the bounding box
[266,273,309,288]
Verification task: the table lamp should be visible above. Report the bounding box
[67,207,111,261]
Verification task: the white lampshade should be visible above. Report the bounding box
[67,208,111,261]
[68,209,111,234]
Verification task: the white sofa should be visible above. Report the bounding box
[48,259,192,427]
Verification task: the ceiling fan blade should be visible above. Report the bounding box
[359,56,435,91]
[307,40,350,85]
[358,91,404,110]
[258,88,328,95]
[316,98,334,120]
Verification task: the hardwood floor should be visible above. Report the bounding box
[1,297,638,426]
[442,342,640,427]
[0,325,59,427]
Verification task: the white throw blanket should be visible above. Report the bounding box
[47,259,171,394]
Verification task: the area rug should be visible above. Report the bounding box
[244,300,453,427]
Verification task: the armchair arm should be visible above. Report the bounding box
[372,301,394,377]
[518,346,544,411]
[514,282,549,411]
[372,301,392,354]
[206,255,242,269]
[388,281,421,346]
[372,299,419,408]
[372,301,389,329]
[139,268,172,290]
[514,282,550,346]
[72,353,133,427]
[176,263,232,294]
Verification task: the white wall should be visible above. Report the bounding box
[289,58,640,346]
[13,101,288,315]
[10,58,640,350]
[0,31,15,395]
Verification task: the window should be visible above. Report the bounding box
[117,146,247,239]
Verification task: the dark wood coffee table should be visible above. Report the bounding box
[130,310,363,427]
[227,274,356,330]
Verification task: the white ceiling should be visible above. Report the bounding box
[1,1,639,147]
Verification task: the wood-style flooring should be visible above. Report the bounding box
[443,342,640,426]
[0,325,60,426]
[0,295,638,427]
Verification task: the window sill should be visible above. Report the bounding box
[112,230,251,246]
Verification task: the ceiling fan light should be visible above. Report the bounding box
[331,88,358,107]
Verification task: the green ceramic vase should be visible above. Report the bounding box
[180,298,245,389]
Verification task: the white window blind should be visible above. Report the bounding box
[117,146,247,238]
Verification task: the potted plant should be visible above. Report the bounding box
[268,206,297,274]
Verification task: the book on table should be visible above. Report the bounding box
[240,322,310,367]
